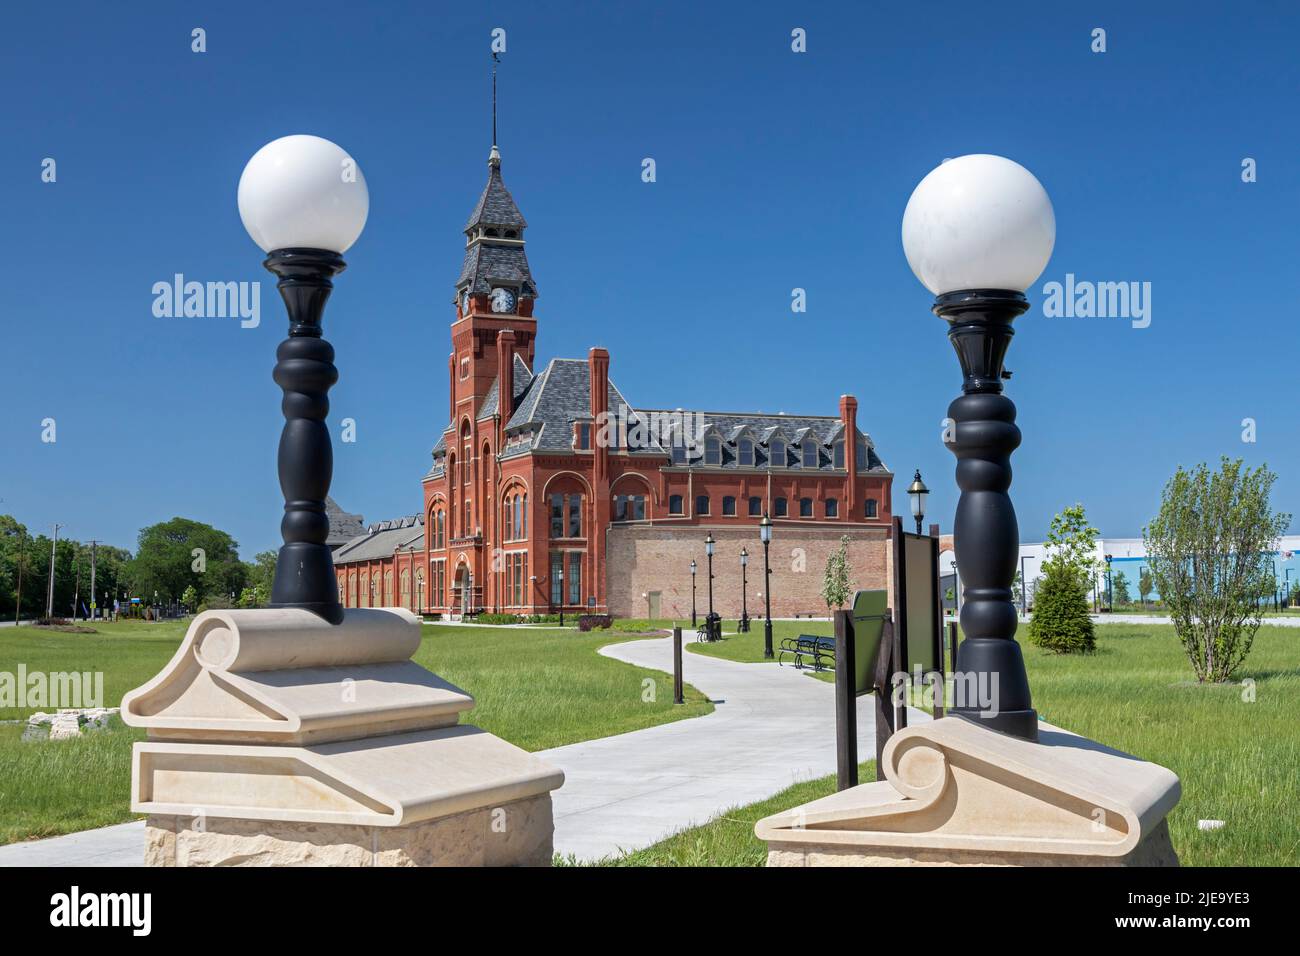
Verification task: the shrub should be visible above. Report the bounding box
[34,617,71,627]
[475,613,524,625]
[576,614,613,632]
[1027,563,1095,653]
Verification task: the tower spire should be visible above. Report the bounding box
[489,53,500,168]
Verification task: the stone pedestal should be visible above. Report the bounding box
[756,716,1180,867]
[121,608,564,867]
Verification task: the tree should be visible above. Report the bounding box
[1144,458,1290,683]
[1112,570,1131,606]
[245,550,277,598]
[1027,504,1100,653]
[1138,568,1154,608]
[1027,561,1096,653]
[820,535,855,612]
[181,584,198,611]
[125,517,246,604]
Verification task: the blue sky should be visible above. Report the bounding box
[2,0,1297,559]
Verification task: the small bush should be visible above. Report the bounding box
[34,617,70,627]
[577,614,613,632]
[1028,564,1095,653]
[475,613,524,625]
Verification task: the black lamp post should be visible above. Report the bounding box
[759,513,773,659]
[705,532,716,640]
[740,547,750,633]
[907,469,930,535]
[902,154,1056,742]
[1105,553,1114,611]
[238,135,369,626]
[689,559,697,627]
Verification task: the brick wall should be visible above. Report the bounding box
[606,523,891,620]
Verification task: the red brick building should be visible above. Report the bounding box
[335,145,894,618]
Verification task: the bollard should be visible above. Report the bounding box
[673,626,684,704]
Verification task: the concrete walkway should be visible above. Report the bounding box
[0,635,909,866]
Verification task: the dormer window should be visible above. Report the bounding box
[575,422,592,450]
[738,438,754,467]
[856,442,868,470]
[705,437,722,465]
[801,439,818,468]
[769,439,786,467]
[833,440,845,469]
[504,230,518,239]
[671,441,687,465]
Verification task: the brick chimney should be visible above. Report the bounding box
[496,329,516,420]
[589,347,611,611]
[840,394,859,514]
[589,346,610,423]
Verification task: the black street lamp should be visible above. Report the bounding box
[1105,553,1114,611]
[705,532,716,640]
[689,559,697,627]
[238,135,369,626]
[907,469,930,535]
[739,547,750,633]
[759,513,773,659]
[902,154,1056,742]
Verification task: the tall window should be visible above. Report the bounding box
[799,497,813,517]
[465,500,472,535]
[801,439,817,468]
[430,561,445,609]
[669,494,684,515]
[770,440,786,467]
[568,552,582,605]
[774,497,788,517]
[856,442,868,470]
[865,498,878,518]
[463,443,472,484]
[550,552,563,604]
[826,498,839,518]
[705,438,722,465]
[550,493,582,537]
[506,551,527,606]
[430,509,445,549]
[748,496,762,516]
[576,423,592,449]
[722,496,736,516]
[614,495,646,521]
[739,439,754,466]
[833,441,845,469]
[696,494,710,516]
[417,568,426,611]
[568,495,582,537]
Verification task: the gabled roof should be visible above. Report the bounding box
[333,514,424,565]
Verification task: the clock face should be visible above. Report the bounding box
[490,287,517,313]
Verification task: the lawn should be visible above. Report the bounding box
[596,622,1300,867]
[0,618,711,845]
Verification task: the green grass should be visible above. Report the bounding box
[593,623,1300,867]
[0,618,711,845]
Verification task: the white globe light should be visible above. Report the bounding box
[901,154,1055,296]
[237,134,369,254]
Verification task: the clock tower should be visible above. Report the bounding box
[449,144,539,425]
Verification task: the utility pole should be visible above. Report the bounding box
[45,523,63,619]
[88,540,98,621]
[14,530,25,624]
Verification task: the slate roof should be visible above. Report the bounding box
[324,496,365,549]
[332,514,424,565]
[465,164,527,230]
[457,242,537,297]
[478,352,535,420]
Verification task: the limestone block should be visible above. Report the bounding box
[122,608,564,867]
[144,795,554,867]
[756,717,1181,867]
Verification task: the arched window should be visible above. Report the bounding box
[722,496,737,516]
[769,440,786,467]
[826,498,839,518]
[696,495,710,515]
[774,497,788,517]
[865,498,878,518]
[799,497,813,517]
[748,496,762,516]
[416,569,426,611]
[669,494,684,515]
[401,569,411,609]
[705,438,722,466]
[385,570,394,606]
[370,574,379,605]
[801,439,818,468]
